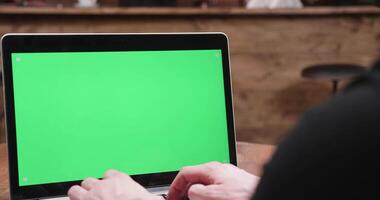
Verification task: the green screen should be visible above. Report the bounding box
[11,50,230,186]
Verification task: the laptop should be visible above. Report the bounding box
[1,33,237,200]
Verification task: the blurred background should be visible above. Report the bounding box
[0,0,380,145]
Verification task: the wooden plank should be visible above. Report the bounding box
[1,6,380,16]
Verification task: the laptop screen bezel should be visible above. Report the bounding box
[1,33,237,200]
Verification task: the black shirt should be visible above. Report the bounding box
[252,61,380,200]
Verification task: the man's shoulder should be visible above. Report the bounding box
[252,60,380,200]
[346,60,380,91]
[292,61,380,155]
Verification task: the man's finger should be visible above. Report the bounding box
[188,184,208,200]
[68,185,87,200]
[81,177,100,190]
[104,169,123,178]
[168,164,216,200]
[103,169,131,180]
[188,184,220,200]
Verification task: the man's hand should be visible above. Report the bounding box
[168,162,260,200]
[68,169,161,200]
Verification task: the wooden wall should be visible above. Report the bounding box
[1,7,380,144]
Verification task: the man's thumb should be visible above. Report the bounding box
[188,184,209,200]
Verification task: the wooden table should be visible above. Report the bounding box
[0,143,8,199]
[0,142,275,199]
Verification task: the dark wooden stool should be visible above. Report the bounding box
[301,64,367,95]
